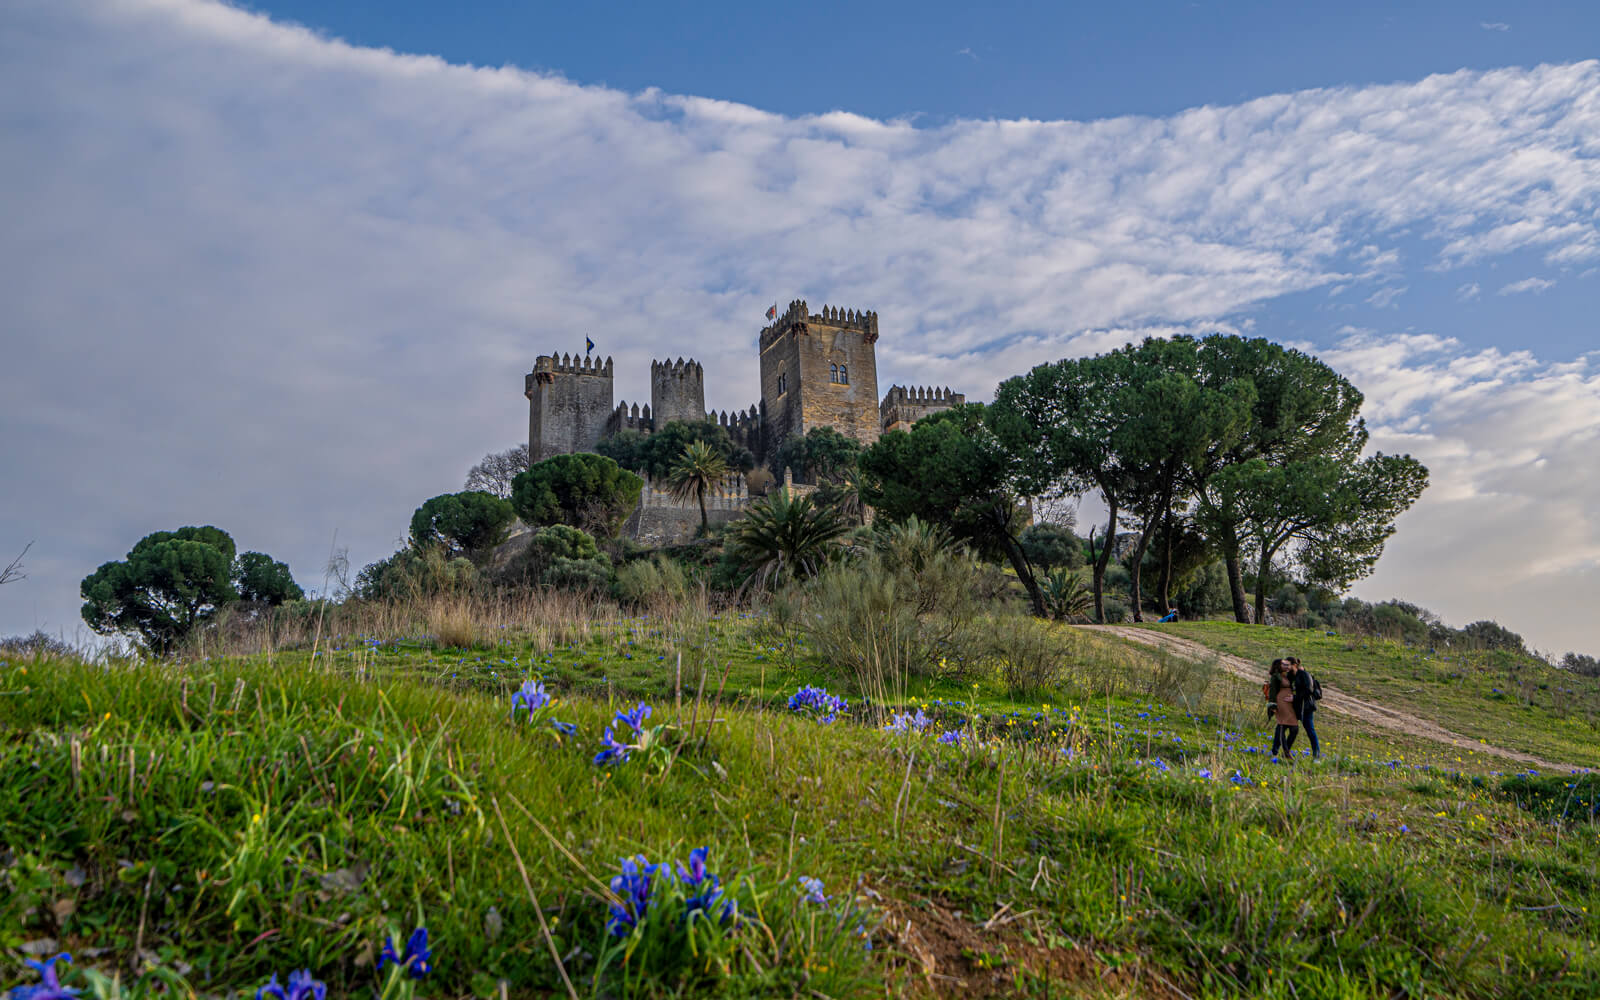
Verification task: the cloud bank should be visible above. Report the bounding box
[1,0,1598,655]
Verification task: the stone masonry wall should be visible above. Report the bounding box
[757,299,881,460]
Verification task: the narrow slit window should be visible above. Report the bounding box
[830,363,839,383]
[839,365,848,385]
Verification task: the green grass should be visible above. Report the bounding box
[2,616,1598,999]
[1148,620,1600,767]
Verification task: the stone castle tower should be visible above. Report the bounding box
[650,358,705,426]
[524,299,961,476]
[758,300,881,454]
[525,353,614,462]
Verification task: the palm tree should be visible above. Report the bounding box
[667,440,729,533]
[730,488,848,589]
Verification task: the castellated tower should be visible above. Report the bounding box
[525,353,614,463]
[650,358,706,427]
[758,300,881,459]
[880,385,967,435]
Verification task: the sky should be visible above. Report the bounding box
[1,0,1597,657]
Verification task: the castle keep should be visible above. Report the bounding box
[524,299,965,476]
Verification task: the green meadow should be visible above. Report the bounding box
[3,606,1596,999]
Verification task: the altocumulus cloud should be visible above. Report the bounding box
[1,0,1599,654]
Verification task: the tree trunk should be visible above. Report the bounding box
[1128,509,1158,622]
[1224,544,1250,623]
[988,494,1046,617]
[1092,495,1118,623]
[697,484,709,533]
[1156,507,1175,611]
[1253,537,1285,626]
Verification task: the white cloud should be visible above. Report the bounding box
[1481,22,1511,32]
[1327,334,1600,654]
[1,0,1598,656]
[1499,276,1556,295]
[1366,285,1408,308]
[1456,281,1481,300]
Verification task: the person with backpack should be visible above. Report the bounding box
[1265,659,1299,760]
[1287,656,1322,760]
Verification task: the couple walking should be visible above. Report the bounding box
[1265,656,1322,761]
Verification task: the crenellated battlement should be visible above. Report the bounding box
[651,357,703,379]
[760,299,880,349]
[880,384,966,433]
[605,400,655,437]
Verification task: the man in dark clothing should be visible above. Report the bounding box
[1287,657,1321,760]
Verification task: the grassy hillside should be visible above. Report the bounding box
[2,613,1597,999]
[1148,621,1600,767]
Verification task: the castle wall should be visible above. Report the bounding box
[526,354,614,462]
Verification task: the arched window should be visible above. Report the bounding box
[829,363,839,383]
[839,364,848,385]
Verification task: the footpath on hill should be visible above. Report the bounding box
[1081,624,1571,771]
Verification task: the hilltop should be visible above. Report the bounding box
[2,604,1596,999]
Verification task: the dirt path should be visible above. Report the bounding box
[1080,624,1567,770]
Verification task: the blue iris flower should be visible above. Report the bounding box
[592,727,630,766]
[379,926,432,979]
[256,970,325,1000]
[885,709,930,733]
[797,876,828,905]
[615,702,652,734]
[608,855,671,937]
[551,720,578,736]
[510,680,550,720]
[13,953,80,1000]
[937,730,962,746]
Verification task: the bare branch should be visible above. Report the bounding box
[0,541,32,586]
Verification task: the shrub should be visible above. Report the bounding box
[989,615,1068,697]
[1173,561,1230,618]
[0,631,74,658]
[1101,598,1130,624]
[613,557,690,609]
[1041,569,1093,622]
[728,489,847,590]
[801,523,992,702]
[1019,522,1084,572]
[356,547,480,601]
[1373,602,1427,644]
[531,526,611,591]
[1103,563,1132,597]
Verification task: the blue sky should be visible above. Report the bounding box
[2,0,1598,657]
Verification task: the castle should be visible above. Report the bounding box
[524,299,965,477]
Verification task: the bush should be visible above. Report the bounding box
[531,526,611,591]
[1373,602,1427,644]
[613,557,690,609]
[1101,598,1130,624]
[0,631,74,658]
[355,547,480,601]
[989,615,1068,697]
[1172,561,1230,618]
[802,521,992,701]
[1041,569,1093,622]
[1020,522,1084,572]
[1103,563,1132,596]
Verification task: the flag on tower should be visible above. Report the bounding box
[585,336,595,354]
[765,303,777,321]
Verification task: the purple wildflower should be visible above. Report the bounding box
[510,680,550,720]
[592,726,630,766]
[885,709,930,733]
[797,876,828,905]
[608,855,672,937]
[379,926,432,979]
[615,703,652,735]
[937,730,962,746]
[14,954,80,1000]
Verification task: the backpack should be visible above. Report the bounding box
[1310,675,1323,702]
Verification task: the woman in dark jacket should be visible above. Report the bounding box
[1267,659,1299,760]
